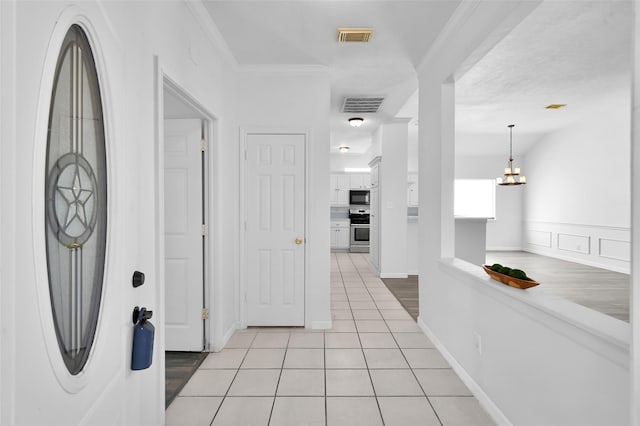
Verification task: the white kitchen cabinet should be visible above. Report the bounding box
[407,173,419,206]
[368,158,381,270]
[330,220,351,250]
[370,162,379,188]
[329,174,350,206]
[369,186,380,270]
[350,173,371,189]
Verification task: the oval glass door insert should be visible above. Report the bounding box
[45,25,108,375]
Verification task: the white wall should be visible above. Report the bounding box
[456,155,523,251]
[523,89,631,273]
[417,1,631,425]
[329,152,372,172]
[0,3,16,425]
[0,1,238,424]
[237,68,332,328]
[377,120,410,278]
[408,122,419,172]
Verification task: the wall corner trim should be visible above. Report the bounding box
[213,322,240,352]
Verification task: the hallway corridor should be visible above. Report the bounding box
[166,253,495,426]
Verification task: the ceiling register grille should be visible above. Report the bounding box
[337,28,373,43]
[342,97,384,114]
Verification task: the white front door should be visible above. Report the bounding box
[6,13,162,425]
[164,119,204,351]
[245,133,306,326]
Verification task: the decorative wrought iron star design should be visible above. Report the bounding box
[56,164,95,233]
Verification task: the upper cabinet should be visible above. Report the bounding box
[350,173,371,189]
[330,173,372,205]
[329,174,350,205]
[370,159,380,188]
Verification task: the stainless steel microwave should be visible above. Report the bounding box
[349,190,370,205]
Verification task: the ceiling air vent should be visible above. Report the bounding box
[342,97,385,114]
[337,28,373,43]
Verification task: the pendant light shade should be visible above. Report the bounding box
[497,124,526,186]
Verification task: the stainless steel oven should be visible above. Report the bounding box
[350,224,370,253]
[349,209,370,253]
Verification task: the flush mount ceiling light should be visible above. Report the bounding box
[339,145,350,152]
[545,104,567,109]
[348,117,364,127]
[496,124,527,186]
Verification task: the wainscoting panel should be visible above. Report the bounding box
[526,230,552,248]
[524,221,630,274]
[599,238,631,262]
[557,233,590,254]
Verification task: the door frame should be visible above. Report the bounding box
[154,58,220,351]
[239,128,309,328]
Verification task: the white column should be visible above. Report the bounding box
[417,77,456,325]
[379,119,410,278]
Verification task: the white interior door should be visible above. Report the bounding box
[245,133,305,326]
[164,119,204,351]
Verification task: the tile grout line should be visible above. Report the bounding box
[348,252,387,426]
[388,330,445,426]
[325,252,339,426]
[266,331,291,425]
[207,337,255,426]
[176,252,487,426]
[351,252,445,426]
[353,251,446,426]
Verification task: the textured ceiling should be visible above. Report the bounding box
[453,0,632,156]
[201,1,632,157]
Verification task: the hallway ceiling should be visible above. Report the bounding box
[202,0,461,154]
[202,1,632,157]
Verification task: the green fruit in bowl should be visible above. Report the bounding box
[499,267,512,275]
[490,263,503,272]
[508,269,528,280]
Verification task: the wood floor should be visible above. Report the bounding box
[380,275,418,320]
[486,251,630,322]
[381,251,630,323]
[165,351,207,408]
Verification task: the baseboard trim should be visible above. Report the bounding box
[380,272,409,279]
[416,316,512,426]
[486,246,522,252]
[524,246,630,274]
[310,320,332,329]
[214,322,240,352]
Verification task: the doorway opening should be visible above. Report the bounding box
[162,77,213,406]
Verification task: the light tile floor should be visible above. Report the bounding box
[166,252,496,426]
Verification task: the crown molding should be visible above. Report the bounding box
[238,64,329,77]
[183,0,238,68]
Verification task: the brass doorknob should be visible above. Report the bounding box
[295,237,303,245]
